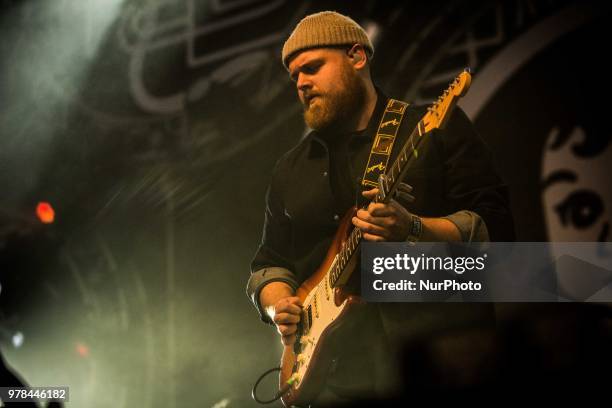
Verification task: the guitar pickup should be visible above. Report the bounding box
[306,306,313,330]
[301,306,313,334]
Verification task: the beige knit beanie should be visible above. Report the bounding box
[282,11,374,69]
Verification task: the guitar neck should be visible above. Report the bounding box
[379,125,422,204]
[327,217,360,287]
[382,82,470,199]
[328,69,471,288]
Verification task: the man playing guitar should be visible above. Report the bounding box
[247,11,514,405]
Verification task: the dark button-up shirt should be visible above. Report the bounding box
[247,90,515,323]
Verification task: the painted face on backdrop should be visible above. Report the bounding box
[288,48,366,131]
[541,125,611,252]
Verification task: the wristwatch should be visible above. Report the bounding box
[406,214,423,243]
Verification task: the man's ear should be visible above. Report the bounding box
[347,44,367,69]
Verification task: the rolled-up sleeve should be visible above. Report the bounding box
[443,210,490,242]
[246,267,299,324]
[247,161,298,324]
[438,108,515,242]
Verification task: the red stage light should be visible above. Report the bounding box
[76,342,89,358]
[36,202,55,224]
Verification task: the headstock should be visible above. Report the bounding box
[421,69,472,133]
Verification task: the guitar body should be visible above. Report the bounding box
[279,208,365,407]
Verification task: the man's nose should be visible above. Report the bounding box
[296,73,311,92]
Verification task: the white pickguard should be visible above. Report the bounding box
[291,256,349,388]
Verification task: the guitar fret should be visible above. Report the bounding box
[330,215,367,288]
[384,142,413,199]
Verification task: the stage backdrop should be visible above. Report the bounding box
[0,0,610,406]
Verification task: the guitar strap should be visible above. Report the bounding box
[361,98,410,188]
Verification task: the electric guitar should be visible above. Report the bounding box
[279,69,473,407]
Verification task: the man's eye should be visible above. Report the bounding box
[555,190,603,229]
[304,65,320,75]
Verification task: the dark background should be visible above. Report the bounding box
[0,0,610,406]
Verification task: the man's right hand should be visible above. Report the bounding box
[260,281,303,346]
[271,296,302,346]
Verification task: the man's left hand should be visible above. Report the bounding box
[352,186,417,242]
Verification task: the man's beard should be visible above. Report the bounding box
[303,67,367,132]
